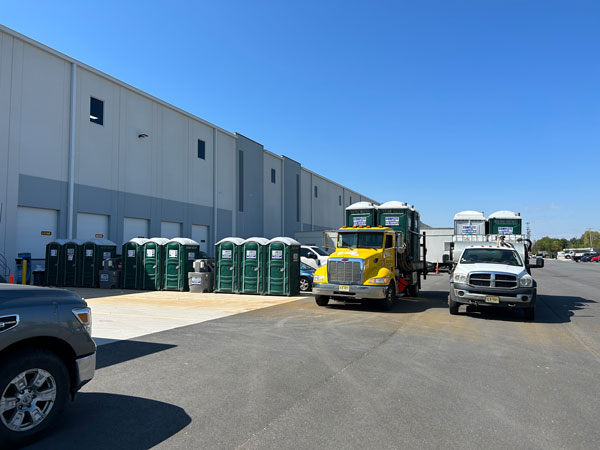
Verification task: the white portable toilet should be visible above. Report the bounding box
[453,211,486,236]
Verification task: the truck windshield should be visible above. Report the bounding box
[337,232,383,249]
[460,249,523,266]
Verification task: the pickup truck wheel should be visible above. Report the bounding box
[315,295,329,307]
[380,284,395,311]
[449,298,460,315]
[524,306,535,321]
[299,277,311,292]
[0,349,70,447]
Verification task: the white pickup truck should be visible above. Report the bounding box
[448,239,543,320]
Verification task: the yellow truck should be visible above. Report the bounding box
[312,201,427,310]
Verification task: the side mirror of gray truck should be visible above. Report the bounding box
[527,257,544,269]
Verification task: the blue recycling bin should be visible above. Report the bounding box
[16,252,32,284]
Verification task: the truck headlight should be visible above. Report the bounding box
[368,277,389,285]
[453,273,467,283]
[519,276,533,287]
[73,307,92,335]
[313,275,325,282]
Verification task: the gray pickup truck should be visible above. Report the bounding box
[0,284,96,447]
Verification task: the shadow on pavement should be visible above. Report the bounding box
[96,340,177,370]
[25,393,191,450]
[326,289,449,314]
[455,294,596,324]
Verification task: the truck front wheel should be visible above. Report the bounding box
[380,284,396,311]
[315,295,329,307]
[449,298,460,315]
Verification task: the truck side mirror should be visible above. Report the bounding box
[536,257,544,268]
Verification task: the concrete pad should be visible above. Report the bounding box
[66,288,307,346]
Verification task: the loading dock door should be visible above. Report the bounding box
[161,221,181,239]
[16,206,58,258]
[124,217,149,243]
[192,225,209,253]
[77,213,109,241]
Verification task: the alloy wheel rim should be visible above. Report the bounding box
[0,368,57,432]
[300,279,309,291]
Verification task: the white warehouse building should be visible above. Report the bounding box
[0,25,376,276]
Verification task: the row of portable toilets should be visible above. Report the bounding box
[45,237,202,291]
[214,237,301,297]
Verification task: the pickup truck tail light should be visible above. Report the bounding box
[72,307,92,335]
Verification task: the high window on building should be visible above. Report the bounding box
[314,186,318,198]
[197,139,205,159]
[271,168,276,183]
[89,97,104,125]
[339,195,342,206]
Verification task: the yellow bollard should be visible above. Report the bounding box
[22,259,27,285]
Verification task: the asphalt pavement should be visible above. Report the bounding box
[26,260,600,450]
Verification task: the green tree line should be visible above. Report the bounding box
[533,231,600,253]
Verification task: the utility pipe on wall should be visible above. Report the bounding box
[67,63,77,239]
[212,128,218,249]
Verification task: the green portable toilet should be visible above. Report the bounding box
[345,202,378,227]
[377,201,411,252]
[488,210,522,236]
[122,238,149,289]
[240,237,269,294]
[265,237,301,296]
[214,237,244,293]
[163,238,200,291]
[45,240,68,287]
[63,240,83,287]
[142,238,169,290]
[80,239,117,287]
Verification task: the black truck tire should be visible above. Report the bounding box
[449,298,460,315]
[315,296,329,307]
[524,306,536,321]
[0,349,70,448]
[380,284,396,311]
[407,284,419,297]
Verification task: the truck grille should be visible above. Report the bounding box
[468,273,517,289]
[328,260,362,284]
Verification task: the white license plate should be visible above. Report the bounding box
[339,285,350,292]
[486,296,500,304]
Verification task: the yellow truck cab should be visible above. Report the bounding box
[312,200,427,311]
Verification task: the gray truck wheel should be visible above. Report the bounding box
[380,284,395,311]
[407,284,418,297]
[315,296,329,307]
[524,306,535,321]
[449,298,460,315]
[0,349,70,447]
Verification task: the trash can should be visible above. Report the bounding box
[214,237,244,293]
[122,238,149,289]
[63,240,83,287]
[142,238,169,290]
[99,270,120,289]
[80,239,117,287]
[239,237,268,294]
[265,237,301,296]
[15,253,32,284]
[188,272,214,293]
[45,240,68,287]
[163,238,200,291]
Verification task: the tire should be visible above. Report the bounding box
[380,284,396,311]
[407,284,418,297]
[449,298,460,315]
[0,349,70,448]
[299,277,311,292]
[524,306,535,321]
[315,295,329,307]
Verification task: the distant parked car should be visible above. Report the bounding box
[299,263,315,292]
[592,255,600,262]
[0,285,96,447]
[579,253,597,262]
[300,246,329,270]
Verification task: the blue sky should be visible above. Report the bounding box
[2,0,599,239]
